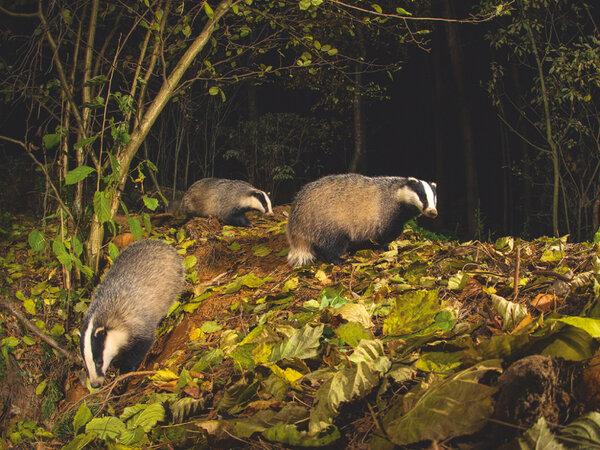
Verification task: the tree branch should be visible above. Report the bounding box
[0,297,81,365]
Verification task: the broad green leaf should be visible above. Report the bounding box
[42,133,60,149]
[73,136,98,150]
[556,316,600,338]
[270,324,324,361]
[65,165,95,185]
[93,191,111,224]
[61,432,97,450]
[382,360,502,445]
[22,336,35,345]
[53,238,72,271]
[28,229,46,252]
[299,0,311,10]
[282,277,299,292]
[263,423,340,446]
[191,349,224,373]
[491,294,527,332]
[513,417,564,449]
[416,352,462,376]
[309,352,389,433]
[371,4,382,13]
[230,343,257,370]
[108,242,119,261]
[239,273,269,288]
[142,196,159,211]
[128,217,143,240]
[334,303,372,328]
[540,325,595,361]
[85,416,126,441]
[228,242,241,252]
[23,298,36,315]
[183,255,197,270]
[73,403,93,433]
[252,245,271,257]
[560,411,600,445]
[125,403,165,432]
[448,271,469,291]
[383,289,440,336]
[201,321,223,333]
[334,322,373,347]
[494,236,514,252]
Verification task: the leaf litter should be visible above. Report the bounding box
[2,208,600,447]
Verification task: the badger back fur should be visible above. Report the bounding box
[80,239,184,388]
[286,174,437,266]
[181,178,273,226]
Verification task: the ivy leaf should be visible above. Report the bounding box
[65,165,95,185]
[270,324,324,361]
[142,196,159,211]
[28,229,46,252]
[93,191,111,224]
[73,403,93,433]
[42,133,60,149]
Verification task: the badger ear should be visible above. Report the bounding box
[431,182,437,188]
[406,177,419,186]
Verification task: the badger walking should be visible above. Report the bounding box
[80,240,185,388]
[286,174,437,266]
[180,178,273,226]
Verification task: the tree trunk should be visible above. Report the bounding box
[349,64,366,173]
[86,0,234,270]
[443,0,478,237]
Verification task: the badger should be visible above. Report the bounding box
[80,239,185,388]
[286,174,437,266]
[180,178,273,226]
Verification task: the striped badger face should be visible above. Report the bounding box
[247,191,273,215]
[400,177,438,218]
[81,319,129,388]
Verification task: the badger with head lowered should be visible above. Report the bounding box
[80,239,185,388]
[286,174,437,266]
[181,178,273,226]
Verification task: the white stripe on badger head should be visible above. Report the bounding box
[83,319,101,386]
[101,328,130,375]
[263,192,273,215]
[396,185,422,210]
[240,194,267,213]
[421,181,438,218]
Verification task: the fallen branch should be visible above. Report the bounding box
[0,297,81,364]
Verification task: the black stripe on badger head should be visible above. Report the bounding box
[407,178,436,210]
[251,191,269,212]
[91,326,108,373]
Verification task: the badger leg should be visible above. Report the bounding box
[226,213,251,227]
[313,235,350,265]
[112,336,154,374]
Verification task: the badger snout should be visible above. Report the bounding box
[423,208,438,218]
[89,376,104,388]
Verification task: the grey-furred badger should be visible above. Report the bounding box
[286,174,438,266]
[80,239,185,388]
[180,178,273,226]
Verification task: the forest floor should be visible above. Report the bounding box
[2,207,600,448]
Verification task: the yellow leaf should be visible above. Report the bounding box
[189,327,205,341]
[150,369,179,382]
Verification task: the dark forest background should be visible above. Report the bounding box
[0,0,598,262]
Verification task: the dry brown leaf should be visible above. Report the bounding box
[530,293,562,312]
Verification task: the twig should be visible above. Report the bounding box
[0,297,80,364]
[513,244,521,300]
[531,269,574,283]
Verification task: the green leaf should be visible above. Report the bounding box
[43,133,60,149]
[73,136,98,150]
[36,380,47,395]
[23,298,36,315]
[204,2,214,19]
[28,229,46,252]
[334,322,372,347]
[61,432,97,450]
[209,87,219,96]
[263,423,340,446]
[124,403,165,432]
[371,4,382,13]
[382,360,502,445]
[183,255,197,270]
[65,166,95,185]
[513,417,564,449]
[83,75,108,87]
[383,290,440,336]
[299,0,311,10]
[395,7,412,16]
[559,411,600,445]
[201,321,223,333]
[540,325,595,361]
[128,217,143,240]
[555,316,600,338]
[416,352,462,375]
[53,238,72,271]
[85,416,126,441]
[309,342,390,433]
[448,271,469,291]
[22,336,35,346]
[270,324,324,361]
[228,242,241,252]
[142,196,159,211]
[491,294,527,332]
[108,242,119,261]
[252,245,271,257]
[73,403,93,433]
[93,191,111,224]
